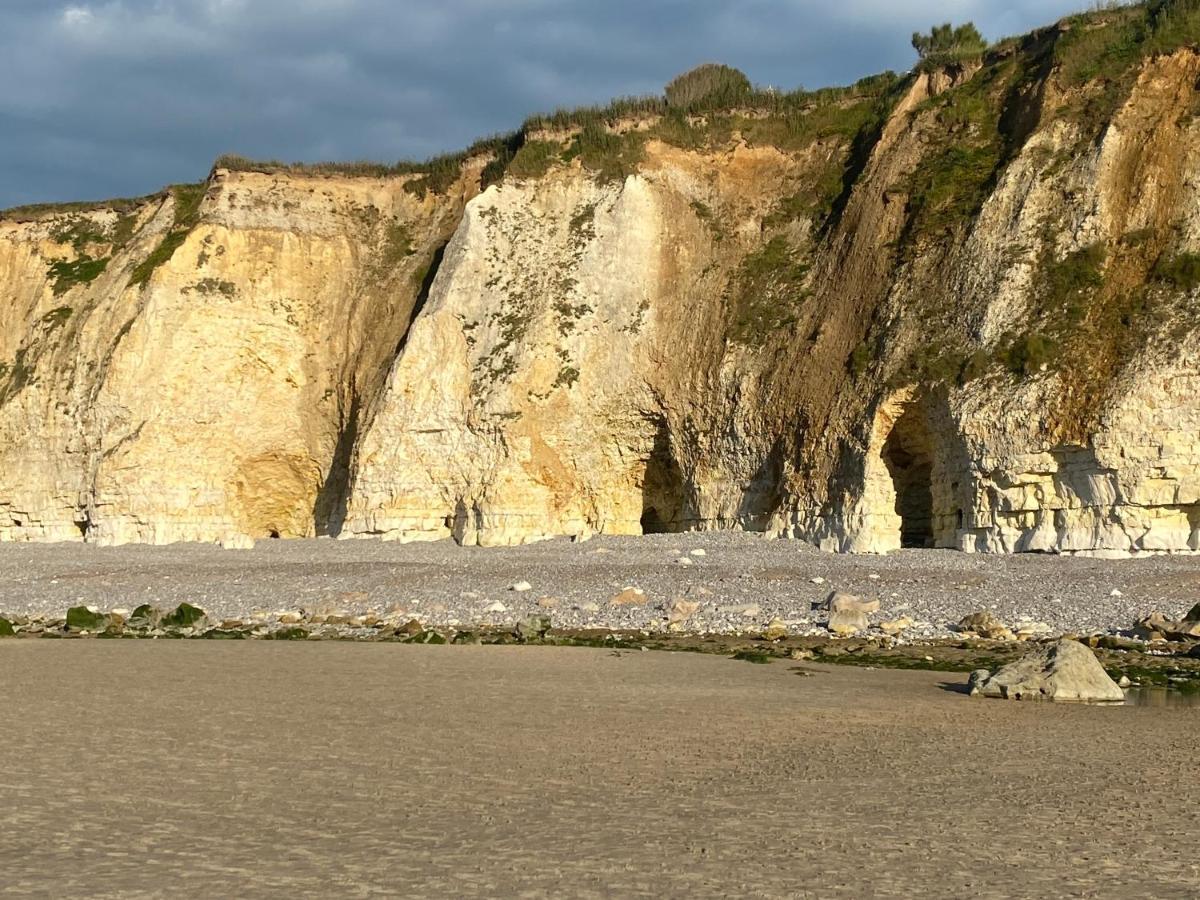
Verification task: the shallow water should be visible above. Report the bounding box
[1124,685,1200,707]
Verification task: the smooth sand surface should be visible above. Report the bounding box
[2,643,1197,898]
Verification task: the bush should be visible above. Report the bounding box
[1005,332,1056,376]
[665,64,752,110]
[1152,251,1200,290]
[912,22,988,68]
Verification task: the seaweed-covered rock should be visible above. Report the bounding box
[65,606,110,633]
[0,616,14,637]
[968,639,1124,703]
[127,605,164,629]
[403,630,449,645]
[516,615,552,642]
[161,603,207,630]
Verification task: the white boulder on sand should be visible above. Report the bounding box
[967,639,1125,703]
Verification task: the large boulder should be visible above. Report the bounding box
[967,639,1125,703]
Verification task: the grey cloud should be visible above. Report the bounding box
[1,0,1084,207]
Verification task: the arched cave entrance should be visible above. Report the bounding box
[640,420,685,534]
[880,406,934,549]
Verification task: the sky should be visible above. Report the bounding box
[0,0,1090,208]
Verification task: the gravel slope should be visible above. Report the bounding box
[2,532,1199,636]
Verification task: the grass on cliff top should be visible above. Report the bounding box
[0,192,156,223]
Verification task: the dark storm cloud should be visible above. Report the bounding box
[0,0,1087,207]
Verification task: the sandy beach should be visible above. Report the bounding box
[2,641,1198,898]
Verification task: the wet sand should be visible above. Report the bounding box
[2,643,1198,898]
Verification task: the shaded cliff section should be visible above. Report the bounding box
[6,1,1200,555]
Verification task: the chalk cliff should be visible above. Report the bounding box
[4,4,1200,556]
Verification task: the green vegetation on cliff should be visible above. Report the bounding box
[128,183,206,288]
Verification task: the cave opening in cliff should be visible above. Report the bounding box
[881,407,934,549]
[640,421,685,534]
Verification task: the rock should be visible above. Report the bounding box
[403,630,448,645]
[1014,622,1052,641]
[128,604,163,628]
[668,599,700,625]
[162,603,207,630]
[817,591,877,636]
[510,581,533,593]
[0,616,14,637]
[810,577,826,585]
[536,596,559,609]
[1118,675,1132,688]
[689,549,706,557]
[577,601,601,613]
[486,601,508,613]
[956,611,1014,641]
[516,615,551,641]
[610,587,647,607]
[827,608,869,637]
[1110,589,1123,597]
[967,669,992,693]
[676,557,694,567]
[789,648,815,660]
[380,605,409,625]
[399,619,426,637]
[879,617,913,636]
[763,618,788,641]
[65,606,110,633]
[275,609,304,625]
[820,591,880,615]
[1186,603,1200,623]
[1093,634,1143,652]
[1132,612,1200,642]
[968,639,1125,703]
[1189,644,1200,659]
[867,573,880,581]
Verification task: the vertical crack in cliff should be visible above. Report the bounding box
[314,240,451,536]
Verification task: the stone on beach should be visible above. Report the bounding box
[611,587,647,607]
[763,618,788,640]
[1132,612,1200,642]
[967,639,1125,703]
[956,611,1014,641]
[65,606,110,633]
[820,591,878,636]
[668,599,700,625]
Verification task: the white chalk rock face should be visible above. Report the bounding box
[0,169,473,546]
[343,174,672,546]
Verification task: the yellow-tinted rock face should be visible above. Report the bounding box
[0,167,477,545]
[7,34,1200,556]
